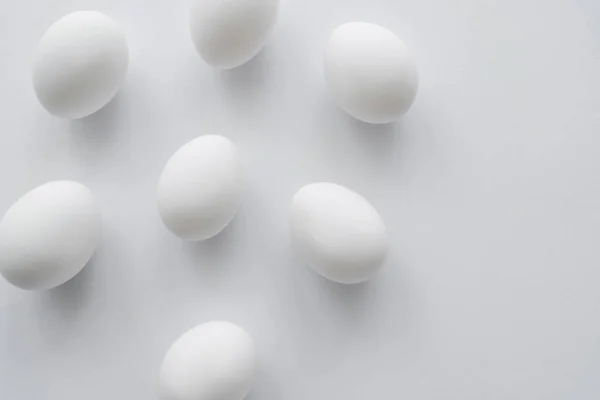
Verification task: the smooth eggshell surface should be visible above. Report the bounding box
[33,11,129,119]
[157,135,241,241]
[324,22,418,124]
[291,182,388,284]
[159,321,255,400]
[190,0,279,69]
[0,181,101,291]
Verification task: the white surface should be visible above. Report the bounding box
[1,0,600,399]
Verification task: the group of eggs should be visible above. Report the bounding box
[3,1,420,399]
[32,4,418,123]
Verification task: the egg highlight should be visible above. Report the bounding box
[33,11,129,119]
[159,321,255,400]
[291,182,388,284]
[324,22,418,124]
[0,181,101,291]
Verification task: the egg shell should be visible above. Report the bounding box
[33,11,129,119]
[290,182,388,284]
[159,321,255,400]
[157,135,241,241]
[190,0,279,69]
[0,181,101,291]
[324,22,418,124]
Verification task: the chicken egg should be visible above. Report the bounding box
[290,182,388,284]
[159,321,255,400]
[190,0,279,69]
[324,22,418,124]
[0,181,101,291]
[33,11,129,119]
[157,135,241,241]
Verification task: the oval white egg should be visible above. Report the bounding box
[0,181,101,291]
[160,321,255,400]
[157,135,241,241]
[290,182,388,284]
[190,0,279,69]
[324,22,418,124]
[33,11,129,119]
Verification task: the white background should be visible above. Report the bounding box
[1,0,600,399]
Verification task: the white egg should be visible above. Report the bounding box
[157,135,241,241]
[190,0,279,69]
[290,182,388,284]
[159,321,255,400]
[33,11,129,119]
[0,181,101,291]
[324,22,419,124]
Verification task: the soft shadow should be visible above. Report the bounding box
[218,49,272,117]
[313,271,379,326]
[327,97,400,160]
[181,217,241,280]
[30,254,99,347]
[287,241,413,336]
[282,253,388,367]
[68,94,124,160]
[37,255,97,320]
[342,111,398,160]
[245,367,281,400]
[286,245,379,329]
